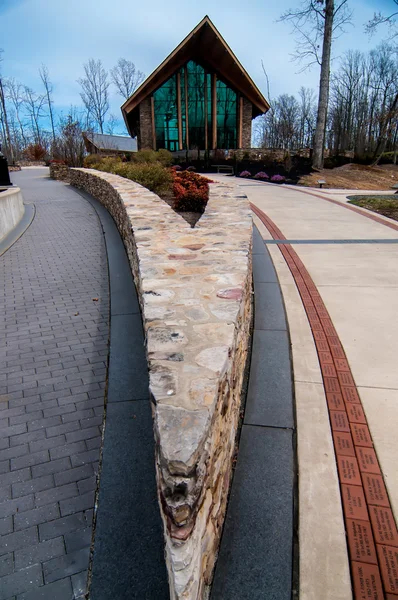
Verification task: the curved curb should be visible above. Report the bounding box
[74,189,169,600]
[0,203,35,257]
[211,225,297,599]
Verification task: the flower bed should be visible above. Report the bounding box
[83,152,211,225]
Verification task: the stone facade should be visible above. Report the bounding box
[242,97,253,148]
[139,97,154,149]
[49,162,71,182]
[52,167,252,599]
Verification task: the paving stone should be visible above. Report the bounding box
[12,475,54,499]
[29,436,66,454]
[0,553,14,577]
[107,314,149,402]
[1,527,38,554]
[1,170,109,595]
[14,503,60,531]
[59,491,95,517]
[89,401,168,599]
[211,425,294,600]
[0,564,42,599]
[43,547,90,584]
[244,330,294,428]
[39,513,86,542]
[0,495,34,519]
[253,282,287,331]
[71,570,87,599]
[64,527,92,553]
[35,483,78,508]
[11,451,49,472]
[14,537,65,569]
[54,464,94,487]
[17,577,73,600]
[49,442,86,461]
[31,457,71,479]
[0,516,13,536]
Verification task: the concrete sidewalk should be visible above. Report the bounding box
[214,175,398,599]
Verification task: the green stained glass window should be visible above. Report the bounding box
[153,74,179,151]
[216,79,237,149]
[152,60,238,150]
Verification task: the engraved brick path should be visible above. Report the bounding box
[252,202,398,599]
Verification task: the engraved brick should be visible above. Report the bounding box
[330,410,350,432]
[321,362,337,378]
[333,432,355,456]
[341,484,368,520]
[346,519,377,564]
[337,455,361,485]
[324,378,341,394]
[346,404,367,424]
[356,448,381,475]
[370,506,398,547]
[377,545,398,593]
[351,423,373,447]
[326,392,344,410]
[351,561,384,600]
[362,474,390,507]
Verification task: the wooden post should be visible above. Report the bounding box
[212,73,217,149]
[238,96,243,148]
[184,65,189,150]
[150,96,156,150]
[177,72,183,151]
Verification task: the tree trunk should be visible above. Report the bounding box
[373,92,398,166]
[312,0,334,170]
[0,78,14,163]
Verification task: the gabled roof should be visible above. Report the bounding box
[121,15,269,127]
[83,132,137,152]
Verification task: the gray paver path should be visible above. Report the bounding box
[0,168,109,599]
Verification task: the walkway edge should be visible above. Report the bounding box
[253,213,352,600]
[0,203,35,256]
[74,189,169,600]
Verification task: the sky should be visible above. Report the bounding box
[0,0,393,135]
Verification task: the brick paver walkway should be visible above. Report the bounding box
[0,169,109,599]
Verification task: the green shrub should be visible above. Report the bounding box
[131,149,173,166]
[114,162,172,194]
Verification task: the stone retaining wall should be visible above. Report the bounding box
[53,166,252,600]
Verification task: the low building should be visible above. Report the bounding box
[121,16,269,152]
[83,132,137,155]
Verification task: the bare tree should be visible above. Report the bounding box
[106,113,120,135]
[0,50,14,162]
[4,78,27,147]
[280,0,352,170]
[366,1,398,40]
[55,107,86,167]
[23,87,46,145]
[111,58,145,100]
[78,59,109,133]
[39,64,56,144]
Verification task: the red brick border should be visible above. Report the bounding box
[252,203,398,599]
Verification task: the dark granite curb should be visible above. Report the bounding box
[74,190,169,600]
[211,225,298,600]
[0,203,35,257]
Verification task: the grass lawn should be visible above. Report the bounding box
[347,195,398,222]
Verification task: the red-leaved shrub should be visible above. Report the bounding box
[172,170,209,212]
